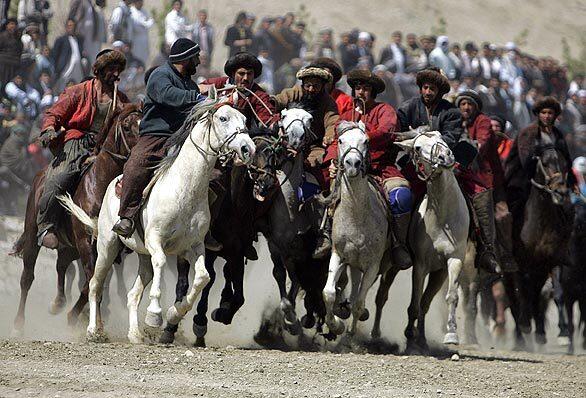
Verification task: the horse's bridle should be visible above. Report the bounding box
[336,124,369,178]
[409,133,454,182]
[530,147,568,202]
[277,116,317,156]
[105,110,141,162]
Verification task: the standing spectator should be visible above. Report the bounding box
[164,0,191,47]
[290,21,306,60]
[448,43,463,79]
[356,31,374,70]
[312,28,334,59]
[253,16,273,56]
[499,42,521,85]
[256,47,274,94]
[69,0,107,65]
[0,18,22,89]
[404,33,425,71]
[192,9,214,63]
[4,72,41,118]
[224,11,253,58]
[130,0,153,67]
[37,70,57,110]
[461,41,478,78]
[428,35,456,79]
[17,0,52,44]
[379,31,406,73]
[109,0,133,45]
[20,22,41,56]
[52,19,84,93]
[338,31,358,72]
[273,57,303,94]
[34,43,53,77]
[474,42,495,83]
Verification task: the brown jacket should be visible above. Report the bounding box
[272,85,339,146]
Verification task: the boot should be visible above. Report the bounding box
[495,212,519,272]
[391,213,413,270]
[472,191,501,275]
[204,232,223,252]
[39,229,59,249]
[112,217,135,238]
[313,216,332,259]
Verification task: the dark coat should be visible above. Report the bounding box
[140,61,203,137]
[0,29,22,67]
[397,96,462,147]
[224,24,253,58]
[379,44,407,72]
[51,34,84,77]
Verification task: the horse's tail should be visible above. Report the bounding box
[57,193,98,238]
[9,232,26,257]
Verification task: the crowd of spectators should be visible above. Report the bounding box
[0,3,584,215]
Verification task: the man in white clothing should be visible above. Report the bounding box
[192,9,214,63]
[165,0,192,47]
[130,0,153,66]
[109,0,133,45]
[428,35,456,79]
[5,73,41,119]
[69,0,107,64]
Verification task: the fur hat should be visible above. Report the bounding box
[310,57,342,83]
[416,67,450,97]
[169,38,200,63]
[347,69,386,96]
[532,96,561,117]
[224,52,262,78]
[296,66,332,83]
[93,49,126,75]
[455,90,483,111]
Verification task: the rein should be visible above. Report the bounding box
[188,108,243,164]
[408,133,453,182]
[530,149,567,202]
[104,110,141,162]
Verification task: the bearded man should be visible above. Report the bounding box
[37,49,129,248]
[309,57,353,115]
[321,69,413,267]
[201,52,276,127]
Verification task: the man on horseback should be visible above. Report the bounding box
[113,38,205,237]
[200,52,277,128]
[309,57,353,115]
[321,69,414,268]
[37,49,129,249]
[397,67,499,273]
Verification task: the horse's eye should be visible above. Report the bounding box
[219,116,228,122]
[338,139,342,144]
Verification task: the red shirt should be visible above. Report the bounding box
[202,76,277,127]
[465,113,498,189]
[331,88,353,115]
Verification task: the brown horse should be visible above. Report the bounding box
[10,103,141,334]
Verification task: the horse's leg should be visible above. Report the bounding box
[87,230,120,339]
[159,257,191,344]
[564,297,575,354]
[144,238,169,328]
[12,240,40,335]
[419,269,448,348]
[405,265,425,350]
[333,268,351,319]
[492,280,507,342]
[49,249,77,315]
[228,255,246,322]
[349,264,379,336]
[67,237,95,326]
[166,244,210,329]
[212,255,242,325]
[191,253,217,347]
[323,251,346,336]
[126,254,153,343]
[532,272,549,346]
[461,273,477,345]
[64,260,78,301]
[371,267,399,339]
[114,258,127,306]
[502,271,528,349]
[553,266,570,346]
[444,257,463,345]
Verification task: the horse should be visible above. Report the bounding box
[10,103,141,335]
[61,98,256,343]
[512,147,574,347]
[158,125,285,346]
[322,121,394,338]
[374,131,469,350]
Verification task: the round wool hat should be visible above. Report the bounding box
[224,52,262,78]
[455,90,483,111]
[347,69,386,96]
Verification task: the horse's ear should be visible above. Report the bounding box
[358,121,366,132]
[208,85,217,101]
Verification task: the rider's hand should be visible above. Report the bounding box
[38,128,59,148]
[328,162,337,179]
[323,134,334,146]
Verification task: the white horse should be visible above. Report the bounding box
[61,99,255,342]
[376,131,469,350]
[322,121,394,337]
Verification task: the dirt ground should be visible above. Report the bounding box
[1,216,585,398]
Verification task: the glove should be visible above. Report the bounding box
[38,128,59,148]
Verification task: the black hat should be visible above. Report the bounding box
[347,69,386,96]
[169,38,200,63]
[224,52,262,78]
[455,90,483,111]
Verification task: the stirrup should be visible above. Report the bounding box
[112,218,135,238]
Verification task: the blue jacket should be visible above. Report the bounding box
[140,61,204,137]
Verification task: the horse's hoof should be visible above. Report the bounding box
[194,337,206,348]
[535,333,547,345]
[211,308,232,325]
[334,302,351,320]
[158,330,175,345]
[10,327,24,339]
[557,336,570,347]
[48,298,66,315]
[301,314,316,329]
[128,330,144,344]
[284,320,301,336]
[371,328,381,340]
[166,306,182,326]
[145,310,163,328]
[359,308,369,322]
[193,322,208,338]
[443,332,459,345]
[86,328,108,343]
[327,318,345,336]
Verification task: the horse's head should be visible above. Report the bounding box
[210,103,255,164]
[97,102,142,158]
[279,107,313,151]
[247,128,284,201]
[532,146,570,205]
[337,121,369,178]
[395,130,455,181]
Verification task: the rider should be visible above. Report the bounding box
[37,49,129,249]
[321,69,414,268]
[112,38,206,238]
[505,96,575,235]
[309,57,353,115]
[397,67,498,273]
[200,52,277,128]
[455,90,502,274]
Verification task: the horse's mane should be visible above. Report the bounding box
[94,102,142,151]
[154,98,220,178]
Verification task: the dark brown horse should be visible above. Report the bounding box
[11,103,141,334]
